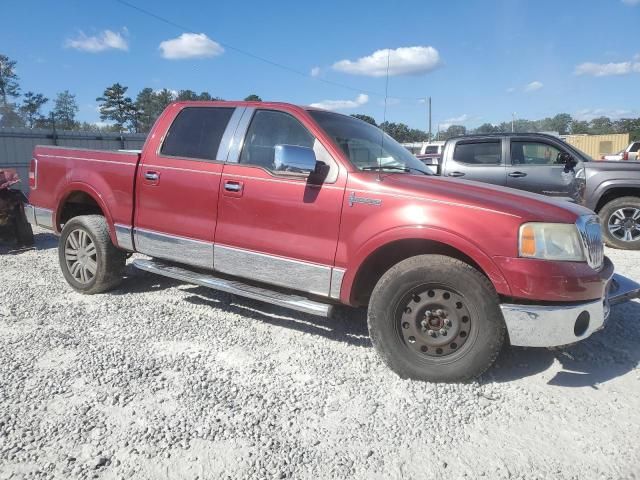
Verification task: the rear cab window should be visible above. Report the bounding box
[453,141,502,165]
[161,107,235,161]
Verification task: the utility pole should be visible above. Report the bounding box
[427,96,432,141]
[511,112,516,133]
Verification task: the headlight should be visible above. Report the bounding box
[519,223,585,261]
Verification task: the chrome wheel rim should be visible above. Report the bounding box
[64,229,97,284]
[608,207,640,242]
[397,286,473,359]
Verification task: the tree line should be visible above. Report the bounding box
[353,112,640,143]
[0,53,261,133]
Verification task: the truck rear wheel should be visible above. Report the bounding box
[367,254,505,382]
[58,215,126,294]
[599,196,640,250]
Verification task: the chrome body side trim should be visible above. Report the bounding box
[27,206,55,230]
[24,203,36,225]
[216,107,246,161]
[225,107,255,163]
[330,268,346,299]
[114,224,134,251]
[134,228,213,269]
[133,258,331,317]
[214,244,331,296]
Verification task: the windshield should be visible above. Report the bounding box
[308,110,431,174]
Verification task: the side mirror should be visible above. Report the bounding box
[558,152,577,171]
[274,144,317,174]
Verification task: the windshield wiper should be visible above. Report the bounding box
[361,165,431,175]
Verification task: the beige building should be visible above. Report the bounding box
[563,133,629,159]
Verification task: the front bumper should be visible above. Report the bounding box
[501,273,640,347]
[23,203,54,230]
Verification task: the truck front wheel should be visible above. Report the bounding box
[599,196,640,250]
[367,254,505,382]
[58,215,126,294]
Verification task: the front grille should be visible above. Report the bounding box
[578,215,604,270]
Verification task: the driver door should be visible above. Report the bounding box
[506,138,577,201]
[213,108,346,297]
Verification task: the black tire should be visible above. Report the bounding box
[58,215,126,294]
[367,254,505,382]
[14,203,34,246]
[598,196,640,250]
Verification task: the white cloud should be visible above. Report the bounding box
[524,81,543,92]
[622,0,640,5]
[506,87,516,93]
[332,46,440,77]
[574,108,637,121]
[440,114,471,130]
[309,93,369,111]
[574,61,635,76]
[310,66,321,77]
[159,33,223,60]
[65,29,128,53]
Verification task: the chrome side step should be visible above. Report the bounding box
[132,259,332,317]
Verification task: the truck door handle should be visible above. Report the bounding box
[448,171,465,177]
[508,171,527,178]
[144,171,159,181]
[224,181,243,192]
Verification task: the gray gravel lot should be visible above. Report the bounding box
[1,227,639,479]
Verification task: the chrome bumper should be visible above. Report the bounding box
[501,273,640,347]
[23,203,54,230]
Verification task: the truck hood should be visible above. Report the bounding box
[585,160,640,173]
[375,174,593,223]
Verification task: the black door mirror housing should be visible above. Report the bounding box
[558,152,577,171]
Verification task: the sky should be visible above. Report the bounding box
[2,0,640,131]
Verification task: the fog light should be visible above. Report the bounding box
[574,311,590,336]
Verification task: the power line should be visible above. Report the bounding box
[114,0,423,101]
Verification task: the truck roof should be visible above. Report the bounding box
[444,132,563,142]
[167,100,331,113]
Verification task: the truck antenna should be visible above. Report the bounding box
[378,49,391,182]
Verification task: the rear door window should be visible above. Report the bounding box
[161,107,234,161]
[453,141,502,165]
[630,142,640,153]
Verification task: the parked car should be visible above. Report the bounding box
[415,141,445,174]
[23,102,640,382]
[601,141,640,161]
[438,133,640,249]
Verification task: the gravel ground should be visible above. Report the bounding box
[1,227,639,480]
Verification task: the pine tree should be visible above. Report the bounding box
[53,90,79,130]
[20,92,49,128]
[96,83,136,132]
[0,54,20,106]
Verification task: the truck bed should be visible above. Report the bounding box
[29,145,140,233]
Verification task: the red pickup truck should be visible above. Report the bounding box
[24,101,640,382]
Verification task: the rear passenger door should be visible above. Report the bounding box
[443,139,507,186]
[134,106,241,269]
